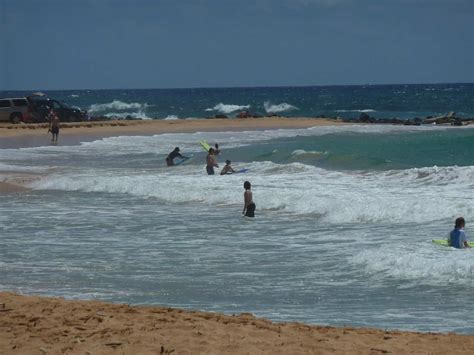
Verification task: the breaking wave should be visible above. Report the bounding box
[88,100,151,119]
[264,102,298,113]
[89,100,149,114]
[205,103,251,114]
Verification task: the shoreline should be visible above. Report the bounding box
[0,117,344,148]
[1,292,473,354]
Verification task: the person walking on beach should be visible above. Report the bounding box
[166,147,185,166]
[220,160,236,175]
[448,217,470,248]
[48,109,60,145]
[242,181,256,217]
[206,148,219,175]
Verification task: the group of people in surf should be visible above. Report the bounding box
[165,147,471,225]
[165,144,235,175]
[165,144,256,217]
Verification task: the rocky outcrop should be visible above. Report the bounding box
[424,112,456,124]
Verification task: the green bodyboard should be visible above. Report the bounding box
[432,239,449,246]
[200,140,211,152]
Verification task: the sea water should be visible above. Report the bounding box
[1,124,474,333]
[2,83,474,119]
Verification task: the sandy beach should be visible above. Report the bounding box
[2,118,474,353]
[0,117,344,146]
[1,292,473,354]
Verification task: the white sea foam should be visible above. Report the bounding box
[89,100,148,114]
[264,102,298,113]
[69,94,80,98]
[27,160,474,225]
[164,115,179,120]
[205,103,251,114]
[291,149,328,157]
[350,245,474,286]
[0,162,50,173]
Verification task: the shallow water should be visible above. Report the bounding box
[1,125,473,333]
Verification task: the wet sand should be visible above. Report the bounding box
[0,117,344,148]
[1,292,473,355]
[0,181,29,193]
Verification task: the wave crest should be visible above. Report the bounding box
[205,103,251,114]
[89,100,148,114]
[264,102,298,113]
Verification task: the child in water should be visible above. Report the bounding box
[206,148,219,175]
[448,217,470,248]
[166,147,185,166]
[242,181,256,217]
[220,160,236,175]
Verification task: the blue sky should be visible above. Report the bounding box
[1,0,473,90]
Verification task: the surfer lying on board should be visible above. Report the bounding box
[206,148,219,175]
[220,160,236,175]
[448,217,470,248]
[166,147,187,166]
[243,181,256,217]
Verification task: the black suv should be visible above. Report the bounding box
[27,94,88,122]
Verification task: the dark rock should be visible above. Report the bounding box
[236,111,252,118]
[359,112,371,122]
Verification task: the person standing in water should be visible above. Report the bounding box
[206,148,219,175]
[242,181,256,217]
[166,147,185,166]
[48,109,60,144]
[448,217,470,248]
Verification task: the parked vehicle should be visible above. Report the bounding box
[27,94,88,122]
[0,94,88,124]
[0,97,34,123]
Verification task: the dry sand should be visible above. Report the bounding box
[1,292,473,355]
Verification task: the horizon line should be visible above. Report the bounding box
[1,81,473,92]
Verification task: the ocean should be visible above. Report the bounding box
[2,83,474,120]
[1,85,474,334]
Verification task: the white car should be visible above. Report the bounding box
[0,97,33,123]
